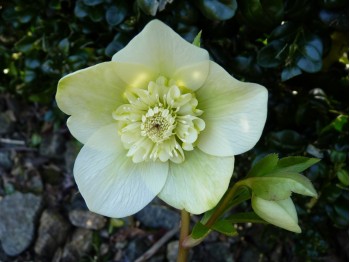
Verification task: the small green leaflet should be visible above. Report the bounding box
[241,155,319,201]
[212,220,238,236]
[225,212,267,224]
[192,30,202,47]
[275,156,320,173]
[191,222,210,240]
[247,153,279,177]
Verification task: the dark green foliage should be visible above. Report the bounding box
[0,0,348,260]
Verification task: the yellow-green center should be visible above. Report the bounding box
[112,76,205,163]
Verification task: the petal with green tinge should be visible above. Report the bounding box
[252,195,301,233]
[112,20,210,91]
[196,61,268,157]
[56,62,126,143]
[158,148,234,214]
[74,123,169,218]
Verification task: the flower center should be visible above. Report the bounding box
[113,76,205,163]
[141,107,175,143]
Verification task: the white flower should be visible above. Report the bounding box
[252,194,302,233]
[56,20,268,218]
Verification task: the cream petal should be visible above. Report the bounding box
[158,148,234,214]
[113,62,158,89]
[112,20,210,90]
[74,124,169,218]
[252,195,301,233]
[56,62,126,143]
[67,114,115,144]
[196,61,268,157]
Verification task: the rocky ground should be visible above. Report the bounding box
[0,93,346,262]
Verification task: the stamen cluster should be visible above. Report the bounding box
[113,76,205,163]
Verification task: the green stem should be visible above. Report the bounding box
[177,209,190,262]
[205,183,242,228]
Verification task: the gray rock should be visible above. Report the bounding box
[0,245,9,262]
[124,237,150,262]
[0,192,42,256]
[166,240,179,262]
[64,141,81,174]
[135,204,180,230]
[28,173,44,193]
[0,113,14,135]
[42,164,63,185]
[60,228,93,262]
[69,209,106,230]
[34,209,71,258]
[238,244,261,262]
[0,151,12,171]
[39,133,65,158]
[205,242,234,262]
[167,240,193,262]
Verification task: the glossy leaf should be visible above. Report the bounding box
[257,40,287,68]
[270,22,299,41]
[337,169,349,186]
[191,222,210,239]
[58,38,70,54]
[106,5,127,26]
[137,0,159,16]
[212,220,238,236]
[268,130,306,153]
[260,0,284,21]
[183,222,210,247]
[225,212,267,224]
[247,153,279,177]
[281,66,302,81]
[239,0,282,30]
[83,0,103,6]
[195,0,237,21]
[74,1,89,18]
[296,44,323,73]
[276,157,321,173]
[240,172,317,200]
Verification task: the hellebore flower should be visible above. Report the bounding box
[56,20,268,218]
[252,195,301,233]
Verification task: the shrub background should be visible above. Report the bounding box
[0,0,348,261]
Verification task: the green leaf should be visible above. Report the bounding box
[247,153,279,177]
[268,130,305,153]
[212,220,238,236]
[192,30,202,47]
[88,6,105,22]
[241,172,317,201]
[331,115,348,132]
[260,0,284,22]
[296,36,323,73]
[195,0,237,21]
[337,169,349,186]
[25,58,40,69]
[296,45,322,73]
[269,22,298,41]
[58,38,70,55]
[106,5,127,26]
[281,66,302,81]
[191,222,210,239]
[276,156,320,173]
[74,1,89,18]
[257,40,286,68]
[184,222,211,248]
[137,0,159,16]
[83,0,103,6]
[239,0,279,30]
[225,212,267,224]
